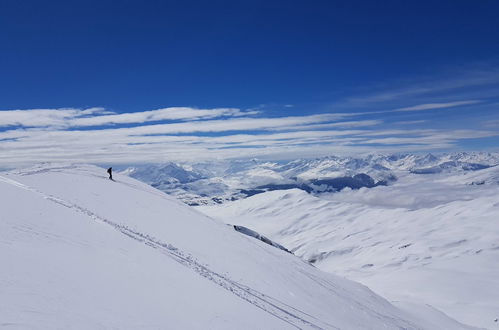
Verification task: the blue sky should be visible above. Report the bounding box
[0,0,498,166]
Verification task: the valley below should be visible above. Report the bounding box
[126,152,499,329]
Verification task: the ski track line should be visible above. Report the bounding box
[296,270,421,330]
[0,175,334,330]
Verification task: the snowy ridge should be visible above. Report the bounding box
[1,164,477,329]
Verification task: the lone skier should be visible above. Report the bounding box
[107,167,113,181]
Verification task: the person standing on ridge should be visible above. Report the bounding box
[107,167,113,180]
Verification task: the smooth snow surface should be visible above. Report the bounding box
[199,167,499,330]
[0,164,477,329]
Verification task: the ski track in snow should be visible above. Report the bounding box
[0,174,348,330]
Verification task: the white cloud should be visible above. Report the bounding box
[69,107,258,127]
[274,120,383,131]
[361,130,499,145]
[96,113,349,135]
[1,120,498,167]
[0,107,260,129]
[1,100,498,167]
[396,120,427,125]
[335,65,499,109]
[393,100,481,112]
[3,64,499,167]
[482,119,499,128]
[0,107,108,128]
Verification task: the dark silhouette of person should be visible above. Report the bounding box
[107,167,113,180]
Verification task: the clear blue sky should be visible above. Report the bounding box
[1,0,498,165]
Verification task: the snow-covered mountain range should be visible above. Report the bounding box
[198,161,499,330]
[123,152,499,205]
[119,152,499,328]
[0,164,477,329]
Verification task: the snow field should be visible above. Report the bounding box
[1,164,475,329]
[199,167,499,329]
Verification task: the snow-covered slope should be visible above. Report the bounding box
[199,166,499,329]
[0,164,476,329]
